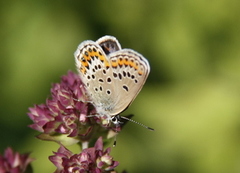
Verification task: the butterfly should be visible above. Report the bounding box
[74,35,153,131]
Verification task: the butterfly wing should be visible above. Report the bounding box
[96,35,122,55]
[107,49,150,115]
[96,36,150,115]
[74,40,118,115]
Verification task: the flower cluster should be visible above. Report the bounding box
[28,71,118,145]
[28,71,120,172]
[49,137,118,173]
[0,147,34,173]
[28,71,90,139]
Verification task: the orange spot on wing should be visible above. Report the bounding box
[122,59,139,70]
[84,54,91,61]
[129,61,135,68]
[132,62,139,70]
[118,59,124,66]
[81,61,89,67]
[138,70,143,75]
[80,67,86,74]
[93,53,110,68]
[99,55,105,61]
[123,59,128,66]
[111,61,118,67]
[105,61,110,68]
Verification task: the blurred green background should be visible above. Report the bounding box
[1,0,240,172]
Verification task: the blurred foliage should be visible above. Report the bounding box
[1,0,240,172]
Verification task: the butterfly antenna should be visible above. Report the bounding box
[120,116,154,131]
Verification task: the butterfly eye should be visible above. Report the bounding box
[111,115,122,125]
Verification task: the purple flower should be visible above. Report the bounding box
[49,137,119,173]
[28,71,119,145]
[0,147,34,173]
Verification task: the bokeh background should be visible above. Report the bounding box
[1,1,240,172]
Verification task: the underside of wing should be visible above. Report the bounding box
[96,35,122,55]
[107,49,150,115]
[74,41,116,109]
